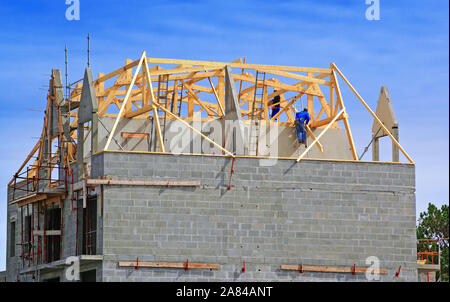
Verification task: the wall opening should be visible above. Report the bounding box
[10,221,16,257]
[24,215,32,261]
[45,204,61,263]
[81,269,97,282]
[82,197,97,255]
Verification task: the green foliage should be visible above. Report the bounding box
[417,203,449,282]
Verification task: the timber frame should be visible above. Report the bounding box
[9,50,414,188]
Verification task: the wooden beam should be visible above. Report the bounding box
[331,63,414,164]
[280,264,387,274]
[146,57,331,74]
[119,261,220,270]
[121,132,149,139]
[310,114,345,128]
[94,58,141,86]
[9,193,47,206]
[86,178,200,186]
[33,230,61,236]
[8,140,40,186]
[256,68,331,86]
[305,125,324,153]
[179,79,219,117]
[232,73,322,97]
[206,74,225,117]
[342,112,358,160]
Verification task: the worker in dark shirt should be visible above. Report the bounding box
[295,108,310,146]
[269,90,281,120]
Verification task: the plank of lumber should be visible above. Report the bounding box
[86,179,200,187]
[280,264,387,274]
[118,261,220,270]
[8,140,41,186]
[33,230,61,236]
[121,132,149,139]
[232,73,323,97]
[147,57,331,74]
[305,125,324,153]
[256,68,331,86]
[94,59,141,86]
[9,193,47,206]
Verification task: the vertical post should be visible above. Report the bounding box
[87,33,90,68]
[26,167,29,195]
[99,185,103,217]
[330,84,335,117]
[31,204,34,266]
[20,207,24,268]
[77,121,85,180]
[372,137,379,161]
[36,163,40,193]
[83,179,87,209]
[307,72,314,122]
[217,71,225,113]
[75,192,79,256]
[43,203,46,264]
[27,204,30,267]
[392,126,399,162]
[37,202,40,265]
[342,113,358,160]
[60,200,64,260]
[85,201,88,255]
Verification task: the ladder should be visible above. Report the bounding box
[249,71,266,155]
[177,83,183,117]
[155,75,169,151]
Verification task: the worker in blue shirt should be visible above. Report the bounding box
[295,108,310,146]
[269,90,281,120]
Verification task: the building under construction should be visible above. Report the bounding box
[2,51,440,282]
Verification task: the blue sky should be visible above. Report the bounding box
[0,0,448,270]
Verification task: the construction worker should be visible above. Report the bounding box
[295,108,310,146]
[269,90,281,120]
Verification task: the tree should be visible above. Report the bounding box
[417,203,449,281]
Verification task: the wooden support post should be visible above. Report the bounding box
[330,84,335,117]
[331,63,414,164]
[217,72,225,111]
[307,72,314,122]
[118,261,220,270]
[280,264,387,274]
[342,113,358,160]
[206,75,225,117]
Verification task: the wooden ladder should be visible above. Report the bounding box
[248,71,266,155]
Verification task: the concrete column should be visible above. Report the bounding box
[372,137,379,161]
[77,122,85,180]
[392,126,399,162]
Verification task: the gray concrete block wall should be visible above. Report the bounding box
[98,152,417,282]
